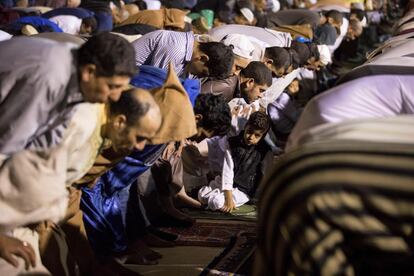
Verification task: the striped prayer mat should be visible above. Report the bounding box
[201,232,256,276]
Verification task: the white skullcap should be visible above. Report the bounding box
[221,33,255,60]
[271,0,280,12]
[239,8,254,23]
[360,16,367,27]
[143,0,161,10]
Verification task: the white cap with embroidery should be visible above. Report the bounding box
[239,8,254,23]
[221,33,255,60]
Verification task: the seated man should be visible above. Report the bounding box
[132,29,234,79]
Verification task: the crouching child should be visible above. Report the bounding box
[198,111,272,212]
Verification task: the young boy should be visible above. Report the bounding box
[198,111,272,212]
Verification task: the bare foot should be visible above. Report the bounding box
[175,187,202,209]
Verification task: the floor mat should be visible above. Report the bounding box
[183,204,257,222]
[159,221,256,247]
[200,232,256,276]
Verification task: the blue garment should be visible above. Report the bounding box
[8,16,63,33]
[94,11,112,32]
[81,145,165,256]
[267,91,302,140]
[81,66,200,257]
[131,65,200,106]
[42,7,95,19]
[0,0,14,8]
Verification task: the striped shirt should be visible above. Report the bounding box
[256,139,414,276]
[132,30,194,78]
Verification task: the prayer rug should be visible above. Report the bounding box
[159,221,256,247]
[182,204,257,222]
[199,232,256,276]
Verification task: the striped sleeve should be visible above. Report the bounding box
[255,140,414,276]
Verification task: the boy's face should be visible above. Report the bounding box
[243,125,266,146]
[240,78,269,104]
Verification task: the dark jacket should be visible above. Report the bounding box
[228,131,270,197]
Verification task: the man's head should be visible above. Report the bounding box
[292,42,324,71]
[191,94,232,142]
[350,8,365,22]
[80,16,97,35]
[346,18,363,41]
[189,41,234,79]
[239,61,272,103]
[263,47,295,77]
[234,0,256,25]
[221,34,255,75]
[106,88,161,154]
[243,111,270,146]
[290,41,311,68]
[78,32,137,103]
[323,10,344,35]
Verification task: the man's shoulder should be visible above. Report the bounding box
[140,30,192,40]
[0,37,73,71]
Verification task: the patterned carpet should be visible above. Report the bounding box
[159,221,256,247]
[182,204,257,222]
